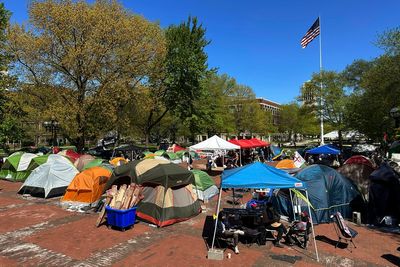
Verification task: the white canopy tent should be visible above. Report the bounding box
[189,135,240,151]
[189,135,240,169]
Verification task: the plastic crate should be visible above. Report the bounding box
[106,206,137,229]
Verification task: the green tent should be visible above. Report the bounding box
[191,169,219,201]
[82,158,105,171]
[154,150,165,156]
[192,169,214,191]
[164,152,178,160]
[0,152,38,181]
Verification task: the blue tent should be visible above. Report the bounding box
[221,162,305,189]
[281,164,362,223]
[306,144,340,155]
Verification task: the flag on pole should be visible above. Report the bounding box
[300,18,320,48]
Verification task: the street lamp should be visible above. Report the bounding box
[390,107,400,128]
[43,118,60,146]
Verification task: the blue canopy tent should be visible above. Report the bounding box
[210,162,319,261]
[306,144,340,155]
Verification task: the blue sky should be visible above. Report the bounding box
[3,0,400,104]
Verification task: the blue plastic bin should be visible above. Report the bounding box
[106,206,137,229]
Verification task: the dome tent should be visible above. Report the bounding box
[18,155,79,198]
[105,159,201,227]
[191,169,218,201]
[291,165,362,223]
[62,166,112,204]
[0,152,38,181]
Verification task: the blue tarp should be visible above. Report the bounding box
[306,144,341,155]
[270,145,282,157]
[221,162,306,189]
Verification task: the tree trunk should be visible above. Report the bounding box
[338,129,343,149]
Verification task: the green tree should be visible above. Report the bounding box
[305,71,348,147]
[7,0,165,151]
[138,16,211,143]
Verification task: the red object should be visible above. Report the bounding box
[344,155,374,168]
[58,149,81,163]
[250,138,269,147]
[172,144,186,153]
[228,138,269,149]
[52,147,60,154]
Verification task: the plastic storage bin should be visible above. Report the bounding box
[106,206,137,230]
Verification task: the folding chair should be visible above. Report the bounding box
[331,212,358,252]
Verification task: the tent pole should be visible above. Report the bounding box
[289,189,296,221]
[306,190,319,262]
[211,186,223,250]
[239,149,242,166]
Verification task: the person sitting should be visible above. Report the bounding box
[216,212,244,254]
[261,202,291,248]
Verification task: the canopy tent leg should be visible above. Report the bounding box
[289,189,296,221]
[211,187,223,250]
[306,190,319,262]
[239,149,242,166]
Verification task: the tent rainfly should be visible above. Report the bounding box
[210,162,319,262]
[0,152,38,181]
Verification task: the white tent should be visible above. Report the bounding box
[17,153,38,171]
[19,155,79,198]
[189,135,240,151]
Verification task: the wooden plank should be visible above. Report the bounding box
[95,193,112,227]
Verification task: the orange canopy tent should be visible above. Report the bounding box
[62,166,112,204]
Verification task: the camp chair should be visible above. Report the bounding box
[331,212,358,251]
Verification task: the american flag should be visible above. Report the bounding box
[301,18,320,48]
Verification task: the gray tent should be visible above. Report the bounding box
[18,155,79,198]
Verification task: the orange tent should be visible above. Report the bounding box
[275,159,296,169]
[109,157,127,167]
[62,166,112,203]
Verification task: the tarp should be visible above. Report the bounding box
[306,144,341,155]
[0,152,38,181]
[190,135,240,151]
[344,155,374,168]
[228,138,268,149]
[62,166,112,204]
[19,155,79,198]
[293,165,362,223]
[221,162,305,189]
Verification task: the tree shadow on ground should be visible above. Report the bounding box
[315,235,348,249]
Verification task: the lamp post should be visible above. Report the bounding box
[390,107,400,129]
[43,118,60,146]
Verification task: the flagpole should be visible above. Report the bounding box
[319,15,325,145]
